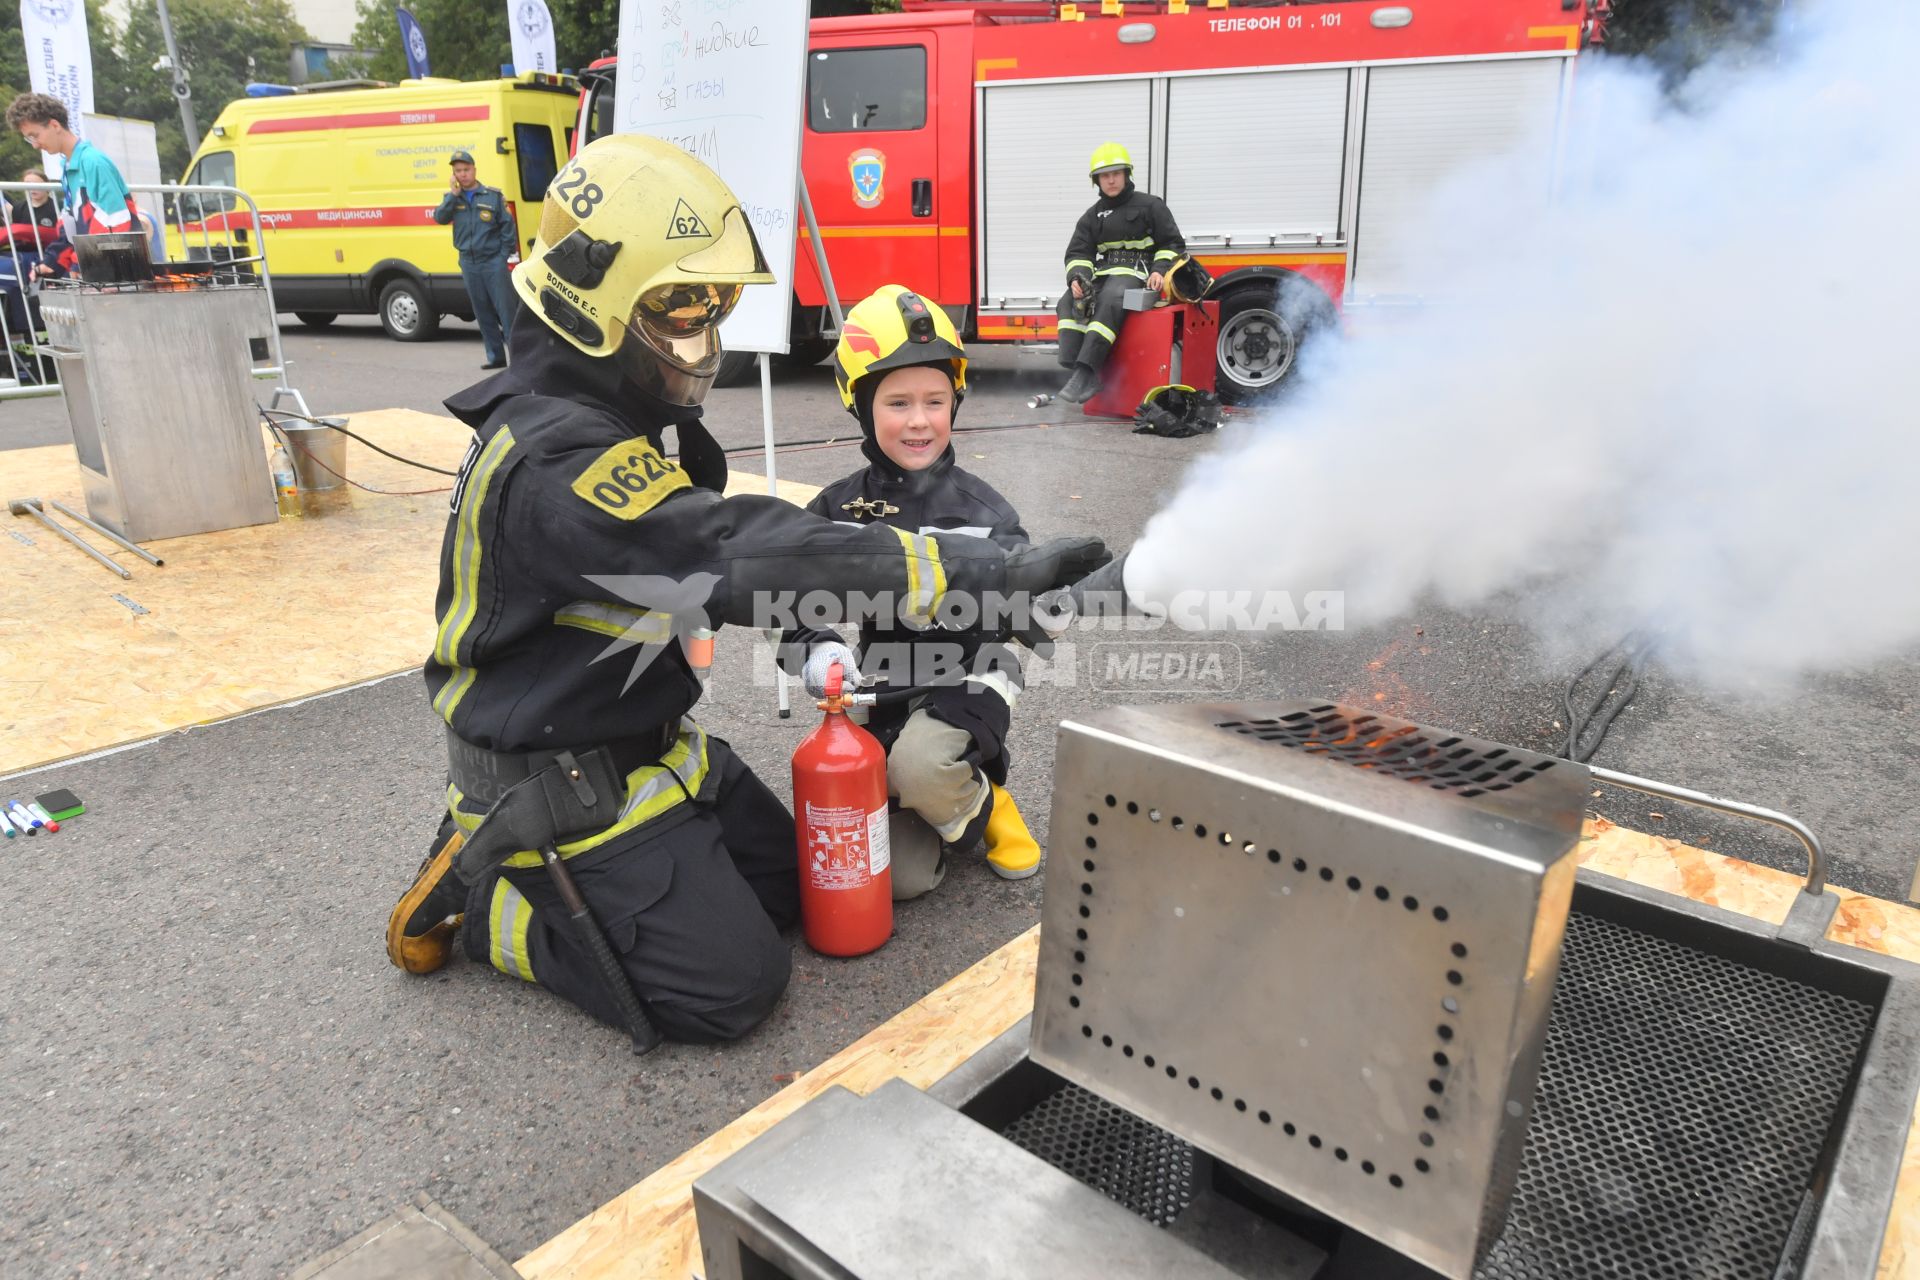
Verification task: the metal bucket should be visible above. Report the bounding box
[278,420,347,492]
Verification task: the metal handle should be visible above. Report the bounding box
[1588,765,1826,898]
[911,179,933,218]
[19,505,130,579]
[50,500,163,566]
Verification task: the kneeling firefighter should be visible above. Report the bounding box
[386,135,1108,1049]
[783,285,1050,900]
[1054,143,1187,404]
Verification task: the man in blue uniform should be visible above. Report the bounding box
[434,149,519,369]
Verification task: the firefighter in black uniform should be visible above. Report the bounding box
[384,135,1107,1046]
[783,284,1048,900]
[1055,142,1187,404]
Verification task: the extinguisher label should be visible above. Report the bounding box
[867,806,891,875]
[805,802,887,890]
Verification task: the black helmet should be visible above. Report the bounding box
[1132,384,1221,438]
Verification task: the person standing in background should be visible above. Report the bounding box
[434,149,519,369]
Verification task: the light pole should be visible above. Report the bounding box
[153,0,200,154]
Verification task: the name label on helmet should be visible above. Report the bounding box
[571,438,691,520]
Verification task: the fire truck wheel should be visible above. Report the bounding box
[776,338,837,369]
[378,278,440,343]
[712,349,759,388]
[294,312,337,329]
[1214,277,1330,404]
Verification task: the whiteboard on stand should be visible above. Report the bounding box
[612,0,809,355]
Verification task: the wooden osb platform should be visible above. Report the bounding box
[516,819,1920,1280]
[0,408,813,777]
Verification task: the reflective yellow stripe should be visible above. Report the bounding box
[893,528,947,624]
[432,427,517,721]
[1057,318,1088,333]
[1094,265,1147,280]
[487,879,536,981]
[553,601,674,643]
[1153,249,1178,261]
[893,526,922,618]
[1088,321,1117,343]
[1065,258,1094,272]
[1097,237,1155,251]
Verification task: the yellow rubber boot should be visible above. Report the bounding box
[385,829,467,974]
[984,784,1042,880]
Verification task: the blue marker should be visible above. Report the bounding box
[6,802,39,832]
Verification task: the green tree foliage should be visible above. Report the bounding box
[118,0,310,178]
[0,0,132,183]
[1602,0,1789,82]
[350,0,889,83]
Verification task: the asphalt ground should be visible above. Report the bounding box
[3,317,1918,1276]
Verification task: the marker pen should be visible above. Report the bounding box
[0,811,14,838]
[26,803,59,833]
[7,802,39,832]
[5,804,33,835]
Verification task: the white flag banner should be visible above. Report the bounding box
[508,0,557,74]
[20,0,96,151]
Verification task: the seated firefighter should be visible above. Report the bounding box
[384,134,1108,1048]
[783,284,1050,899]
[1055,142,1187,404]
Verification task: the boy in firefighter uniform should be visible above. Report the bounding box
[384,135,1108,1046]
[1055,143,1187,404]
[785,285,1048,899]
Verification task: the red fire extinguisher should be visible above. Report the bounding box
[791,661,893,956]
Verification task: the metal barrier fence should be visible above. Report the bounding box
[0,180,309,416]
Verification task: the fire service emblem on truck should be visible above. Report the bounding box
[849,149,885,210]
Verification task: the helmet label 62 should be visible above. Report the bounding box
[665,198,711,240]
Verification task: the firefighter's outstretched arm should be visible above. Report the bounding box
[524,450,1105,632]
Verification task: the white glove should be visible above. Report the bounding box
[803,642,862,699]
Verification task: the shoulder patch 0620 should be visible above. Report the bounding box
[571,437,691,520]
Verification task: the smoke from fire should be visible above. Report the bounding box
[1125,4,1920,682]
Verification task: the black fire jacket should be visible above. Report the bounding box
[424,312,1008,754]
[1063,180,1186,284]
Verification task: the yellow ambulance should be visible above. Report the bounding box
[178,73,577,340]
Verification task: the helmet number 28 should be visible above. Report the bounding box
[552,165,605,220]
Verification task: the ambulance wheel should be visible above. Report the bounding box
[712,349,759,388]
[378,279,439,342]
[294,311,337,329]
[1214,276,1330,405]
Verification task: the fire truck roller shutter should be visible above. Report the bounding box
[1350,57,1565,301]
[980,79,1150,307]
[1164,68,1348,245]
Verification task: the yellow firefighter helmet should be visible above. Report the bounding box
[1088,141,1133,182]
[513,133,774,405]
[831,284,969,415]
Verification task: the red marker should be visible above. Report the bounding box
[27,803,59,833]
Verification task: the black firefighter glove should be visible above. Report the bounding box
[1004,535,1110,597]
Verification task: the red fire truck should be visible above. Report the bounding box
[579,1,1599,400]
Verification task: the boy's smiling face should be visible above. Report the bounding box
[871,365,953,471]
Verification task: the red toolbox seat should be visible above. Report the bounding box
[1083,301,1220,420]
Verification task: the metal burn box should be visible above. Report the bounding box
[1030,699,1592,1279]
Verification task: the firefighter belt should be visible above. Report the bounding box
[445,721,700,884]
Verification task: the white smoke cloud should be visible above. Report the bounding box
[1128,4,1920,682]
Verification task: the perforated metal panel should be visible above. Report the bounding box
[1478,910,1873,1280]
[1032,700,1591,1279]
[1003,1082,1199,1228]
[1008,905,1875,1280]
